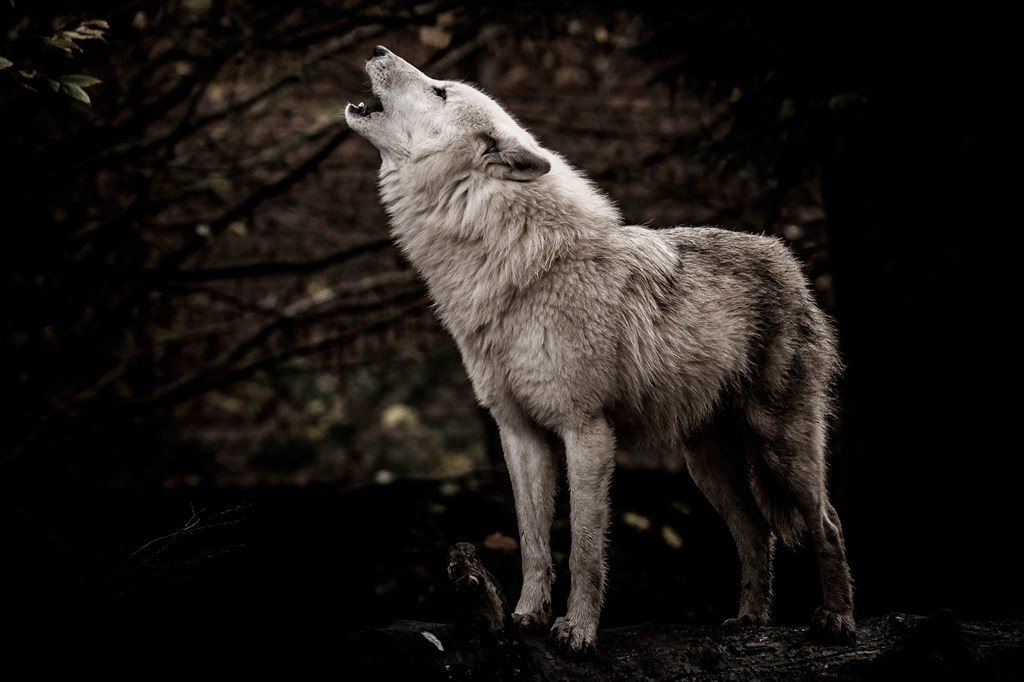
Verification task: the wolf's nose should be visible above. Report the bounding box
[372,45,388,58]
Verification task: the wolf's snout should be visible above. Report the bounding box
[372,45,389,58]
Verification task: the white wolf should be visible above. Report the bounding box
[345,45,855,656]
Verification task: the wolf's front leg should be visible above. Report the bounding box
[497,414,557,632]
[550,416,615,657]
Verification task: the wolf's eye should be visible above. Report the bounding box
[433,86,447,100]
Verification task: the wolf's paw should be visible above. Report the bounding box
[512,609,552,634]
[809,607,857,644]
[722,612,771,628]
[549,616,597,659]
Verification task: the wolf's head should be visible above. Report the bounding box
[345,46,551,182]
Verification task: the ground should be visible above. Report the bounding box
[5,467,1021,677]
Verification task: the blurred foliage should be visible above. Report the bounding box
[174,345,486,487]
[631,7,1008,236]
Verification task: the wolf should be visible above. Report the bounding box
[345,45,855,656]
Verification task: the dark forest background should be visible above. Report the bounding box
[1,1,1018,676]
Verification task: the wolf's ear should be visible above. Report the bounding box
[478,133,551,181]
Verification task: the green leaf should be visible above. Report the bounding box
[59,82,91,105]
[46,77,60,92]
[0,56,12,70]
[827,89,871,110]
[43,36,82,54]
[82,20,111,30]
[62,74,102,88]
[63,27,107,41]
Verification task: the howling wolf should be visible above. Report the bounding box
[345,45,855,656]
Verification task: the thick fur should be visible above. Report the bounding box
[345,46,856,656]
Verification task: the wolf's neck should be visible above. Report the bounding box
[378,160,619,334]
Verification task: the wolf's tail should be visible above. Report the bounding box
[749,454,806,547]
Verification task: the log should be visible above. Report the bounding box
[343,543,1024,680]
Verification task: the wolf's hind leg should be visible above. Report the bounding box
[685,421,775,626]
[754,408,856,642]
[805,499,856,642]
[497,411,557,633]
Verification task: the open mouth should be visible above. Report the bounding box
[347,98,383,117]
